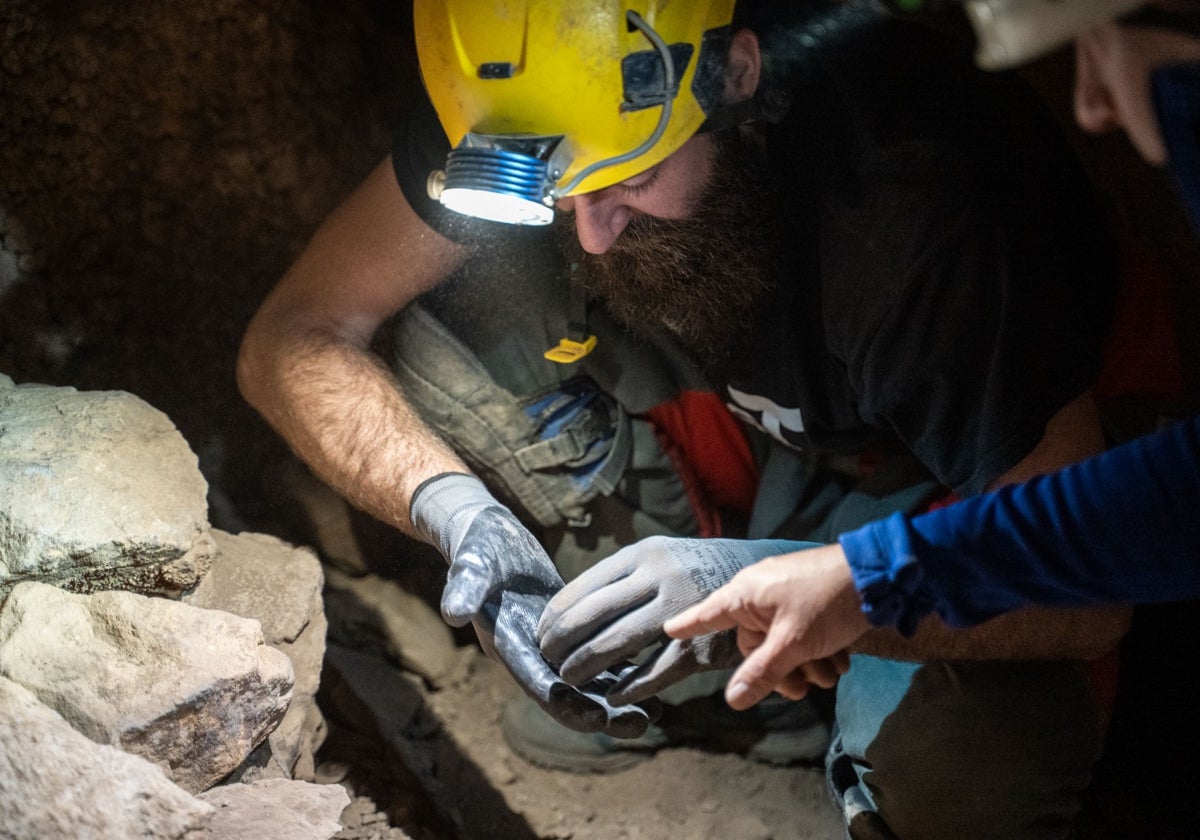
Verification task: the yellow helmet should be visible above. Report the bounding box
[414,0,738,224]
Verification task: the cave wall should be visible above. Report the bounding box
[0,0,422,530]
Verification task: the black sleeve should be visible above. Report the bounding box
[849,147,1115,496]
[856,220,1113,496]
[823,24,1118,496]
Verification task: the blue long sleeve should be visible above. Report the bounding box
[840,416,1200,632]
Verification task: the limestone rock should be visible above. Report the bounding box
[185,529,328,780]
[278,457,370,576]
[0,382,214,598]
[0,581,294,793]
[185,530,323,644]
[0,675,214,840]
[197,778,350,840]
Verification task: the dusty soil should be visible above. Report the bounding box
[302,500,845,840]
[321,638,845,840]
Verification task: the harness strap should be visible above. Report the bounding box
[388,302,629,527]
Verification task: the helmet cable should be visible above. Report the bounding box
[554,9,677,198]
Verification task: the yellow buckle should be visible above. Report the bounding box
[544,334,597,364]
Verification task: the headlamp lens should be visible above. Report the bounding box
[440,146,555,225]
[439,187,555,225]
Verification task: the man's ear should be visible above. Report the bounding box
[724,28,762,103]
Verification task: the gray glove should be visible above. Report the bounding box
[537,535,817,706]
[410,472,656,737]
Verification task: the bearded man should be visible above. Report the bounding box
[238,4,1127,837]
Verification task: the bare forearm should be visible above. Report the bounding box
[238,322,465,536]
[853,604,1131,661]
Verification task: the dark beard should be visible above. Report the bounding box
[556,130,778,369]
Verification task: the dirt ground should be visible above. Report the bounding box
[432,660,844,840]
[301,499,847,840]
[313,528,1200,840]
[321,635,846,840]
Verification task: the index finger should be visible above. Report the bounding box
[662,592,739,639]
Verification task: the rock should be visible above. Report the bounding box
[222,737,293,785]
[0,246,18,296]
[0,581,294,793]
[0,382,214,599]
[197,778,350,840]
[185,530,323,644]
[323,566,459,687]
[0,675,214,840]
[278,457,370,576]
[185,529,328,780]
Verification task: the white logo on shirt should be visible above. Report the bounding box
[726,386,806,449]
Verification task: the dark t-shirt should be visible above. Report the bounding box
[393,20,1116,498]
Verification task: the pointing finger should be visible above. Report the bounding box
[662,591,740,639]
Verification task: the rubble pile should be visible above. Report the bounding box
[0,373,357,839]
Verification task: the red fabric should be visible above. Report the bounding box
[921,489,962,513]
[1084,652,1121,736]
[1074,230,1180,735]
[1094,231,1185,404]
[645,390,761,538]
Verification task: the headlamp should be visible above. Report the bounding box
[431,136,568,225]
[425,9,678,226]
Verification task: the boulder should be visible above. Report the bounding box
[185,529,328,780]
[0,381,214,598]
[0,581,294,793]
[0,675,214,840]
[198,778,350,840]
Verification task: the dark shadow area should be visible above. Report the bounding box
[1077,601,1200,840]
[0,0,423,541]
[318,641,542,840]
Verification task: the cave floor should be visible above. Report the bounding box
[320,639,845,840]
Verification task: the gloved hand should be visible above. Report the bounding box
[410,472,656,737]
[537,536,823,706]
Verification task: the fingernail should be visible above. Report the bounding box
[727,681,751,706]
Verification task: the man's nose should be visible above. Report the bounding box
[1073,77,1119,136]
[561,190,632,255]
[1073,38,1119,135]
